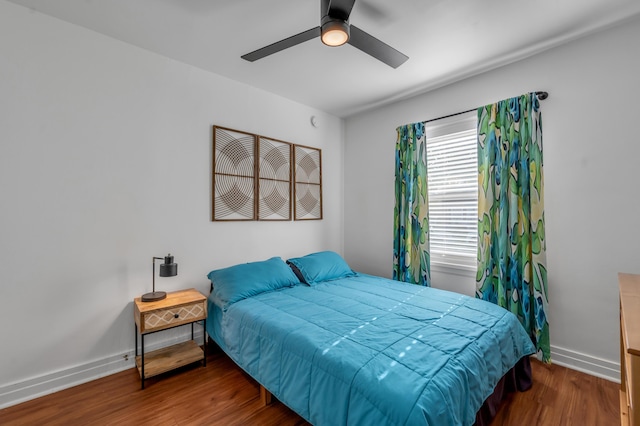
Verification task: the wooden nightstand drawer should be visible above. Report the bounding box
[141,301,205,333]
[134,288,207,334]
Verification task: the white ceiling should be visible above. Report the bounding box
[8,0,640,117]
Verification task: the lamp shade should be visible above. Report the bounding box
[159,254,178,277]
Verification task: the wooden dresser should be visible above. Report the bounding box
[619,273,640,426]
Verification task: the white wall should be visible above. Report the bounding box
[0,0,344,406]
[344,16,640,380]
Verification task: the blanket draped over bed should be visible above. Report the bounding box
[207,274,535,426]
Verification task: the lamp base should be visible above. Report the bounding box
[141,291,167,302]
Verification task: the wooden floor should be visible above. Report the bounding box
[0,346,619,425]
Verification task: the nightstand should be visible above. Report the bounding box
[134,288,207,389]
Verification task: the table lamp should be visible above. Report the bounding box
[141,254,178,302]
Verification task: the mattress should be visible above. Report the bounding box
[206,273,535,426]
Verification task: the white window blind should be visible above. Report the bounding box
[425,113,477,270]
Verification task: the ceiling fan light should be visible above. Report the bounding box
[321,18,350,47]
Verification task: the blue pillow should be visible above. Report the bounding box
[207,257,300,309]
[286,251,356,285]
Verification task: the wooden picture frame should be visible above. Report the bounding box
[258,136,292,221]
[293,144,323,220]
[212,126,256,221]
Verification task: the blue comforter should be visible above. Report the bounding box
[207,274,535,425]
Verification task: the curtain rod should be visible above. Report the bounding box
[423,91,549,124]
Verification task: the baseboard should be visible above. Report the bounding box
[551,345,620,383]
[0,329,205,410]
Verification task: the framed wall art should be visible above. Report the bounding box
[258,136,292,221]
[212,126,256,221]
[294,144,323,220]
[212,125,321,222]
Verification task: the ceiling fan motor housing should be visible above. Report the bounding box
[321,16,350,46]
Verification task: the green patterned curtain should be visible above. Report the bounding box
[476,93,550,362]
[393,122,430,286]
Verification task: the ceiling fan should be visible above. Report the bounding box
[241,0,409,68]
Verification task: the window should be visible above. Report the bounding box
[425,112,477,271]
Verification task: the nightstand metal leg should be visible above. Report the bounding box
[141,333,145,390]
[203,318,207,367]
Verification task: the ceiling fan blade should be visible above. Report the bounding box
[326,0,356,19]
[241,27,321,62]
[348,25,408,68]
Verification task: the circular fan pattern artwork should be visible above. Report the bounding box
[294,145,322,220]
[213,127,256,220]
[215,175,254,219]
[258,137,292,220]
[295,182,322,219]
[212,126,321,222]
[259,179,290,219]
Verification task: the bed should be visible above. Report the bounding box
[205,252,535,426]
